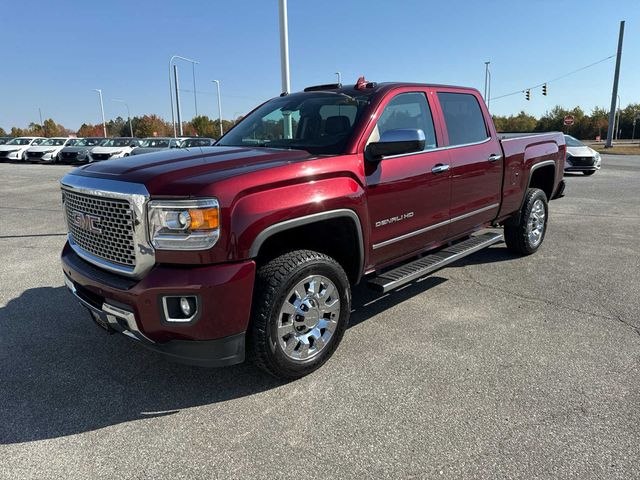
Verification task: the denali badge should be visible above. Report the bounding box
[70,210,103,234]
[375,212,415,228]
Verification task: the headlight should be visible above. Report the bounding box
[148,199,220,250]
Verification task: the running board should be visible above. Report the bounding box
[367,232,503,293]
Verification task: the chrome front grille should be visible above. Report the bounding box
[63,190,136,267]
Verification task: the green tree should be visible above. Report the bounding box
[0,127,7,136]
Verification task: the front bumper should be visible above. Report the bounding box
[61,242,256,367]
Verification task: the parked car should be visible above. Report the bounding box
[59,138,106,163]
[25,137,72,163]
[181,137,216,148]
[0,137,13,145]
[88,137,140,162]
[131,137,181,156]
[60,79,565,378]
[564,135,601,175]
[0,137,45,161]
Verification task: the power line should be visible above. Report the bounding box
[490,54,615,101]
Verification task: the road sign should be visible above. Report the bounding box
[564,115,575,126]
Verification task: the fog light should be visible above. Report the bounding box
[162,295,199,323]
[180,297,192,316]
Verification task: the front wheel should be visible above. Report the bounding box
[249,250,351,379]
[504,188,548,255]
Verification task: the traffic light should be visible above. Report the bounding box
[542,83,547,96]
[525,89,531,101]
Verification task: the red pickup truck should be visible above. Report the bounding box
[61,79,565,378]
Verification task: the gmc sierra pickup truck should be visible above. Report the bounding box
[61,78,566,378]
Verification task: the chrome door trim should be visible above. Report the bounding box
[372,203,500,250]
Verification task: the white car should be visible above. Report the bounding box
[0,137,45,161]
[89,137,140,162]
[564,135,601,176]
[25,137,72,163]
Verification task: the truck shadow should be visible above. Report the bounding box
[0,274,447,444]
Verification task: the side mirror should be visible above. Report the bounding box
[366,128,426,161]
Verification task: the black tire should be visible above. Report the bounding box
[504,188,548,255]
[583,170,596,176]
[249,249,351,379]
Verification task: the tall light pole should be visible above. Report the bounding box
[168,55,199,137]
[212,80,223,137]
[335,71,341,84]
[605,20,625,148]
[93,89,107,137]
[278,0,292,138]
[484,61,491,110]
[38,107,46,137]
[112,99,133,137]
[174,65,183,136]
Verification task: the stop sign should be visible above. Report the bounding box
[564,115,575,126]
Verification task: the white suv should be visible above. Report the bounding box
[89,137,140,162]
[25,137,72,163]
[0,137,46,161]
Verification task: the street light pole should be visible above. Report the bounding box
[192,62,198,116]
[484,61,490,102]
[335,71,341,84]
[93,89,107,137]
[112,99,133,137]
[174,65,183,136]
[605,20,625,148]
[168,55,200,137]
[278,0,292,138]
[212,80,223,137]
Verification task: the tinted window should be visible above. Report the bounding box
[437,93,488,146]
[371,92,437,149]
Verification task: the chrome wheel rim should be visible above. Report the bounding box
[277,275,341,361]
[527,199,546,247]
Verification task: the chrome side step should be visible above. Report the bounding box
[367,232,503,293]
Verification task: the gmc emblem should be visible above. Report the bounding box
[70,210,103,234]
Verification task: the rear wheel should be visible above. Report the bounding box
[504,188,548,255]
[249,250,351,379]
[583,170,596,176]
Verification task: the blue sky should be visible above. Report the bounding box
[1,0,638,131]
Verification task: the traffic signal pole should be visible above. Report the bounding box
[605,21,625,148]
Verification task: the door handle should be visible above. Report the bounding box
[431,164,450,174]
[488,154,502,162]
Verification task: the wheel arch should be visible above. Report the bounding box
[249,209,365,284]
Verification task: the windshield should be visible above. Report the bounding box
[182,138,212,147]
[139,138,170,148]
[102,138,134,147]
[7,138,34,146]
[66,139,83,146]
[564,135,585,147]
[41,138,67,146]
[217,92,373,155]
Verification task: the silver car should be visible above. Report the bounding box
[564,135,601,176]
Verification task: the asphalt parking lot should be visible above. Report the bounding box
[1,156,639,479]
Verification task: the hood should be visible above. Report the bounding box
[0,144,25,151]
[73,146,313,195]
[131,147,167,155]
[567,145,596,157]
[62,146,95,153]
[92,146,128,154]
[28,145,62,152]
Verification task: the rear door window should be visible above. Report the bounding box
[437,92,489,146]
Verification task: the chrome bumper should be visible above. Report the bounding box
[64,274,154,344]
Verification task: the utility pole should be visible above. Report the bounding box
[38,108,46,137]
[212,80,223,137]
[278,0,292,138]
[615,94,621,140]
[93,89,107,137]
[605,20,625,148]
[192,62,198,116]
[174,65,183,136]
[632,116,638,141]
[113,99,133,137]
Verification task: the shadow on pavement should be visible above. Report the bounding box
[0,274,447,444]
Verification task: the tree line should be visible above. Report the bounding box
[2,104,639,140]
[0,115,241,139]
[493,104,640,139]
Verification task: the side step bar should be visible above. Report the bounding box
[367,232,503,293]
